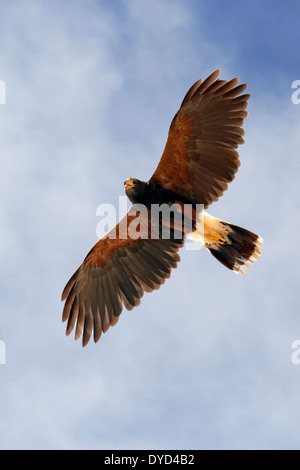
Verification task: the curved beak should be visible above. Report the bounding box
[124,178,134,189]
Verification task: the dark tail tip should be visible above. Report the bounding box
[208,223,263,274]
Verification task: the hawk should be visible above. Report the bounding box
[62,70,263,346]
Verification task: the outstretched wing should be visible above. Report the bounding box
[150,69,250,208]
[61,208,184,346]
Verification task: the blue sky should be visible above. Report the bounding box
[0,0,300,450]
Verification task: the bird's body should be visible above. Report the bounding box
[62,70,263,346]
[125,178,198,207]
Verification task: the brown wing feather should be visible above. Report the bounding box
[61,208,184,346]
[150,70,250,208]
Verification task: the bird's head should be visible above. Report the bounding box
[124,178,148,204]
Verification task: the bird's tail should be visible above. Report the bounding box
[188,212,263,274]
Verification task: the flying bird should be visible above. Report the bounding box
[62,70,263,346]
